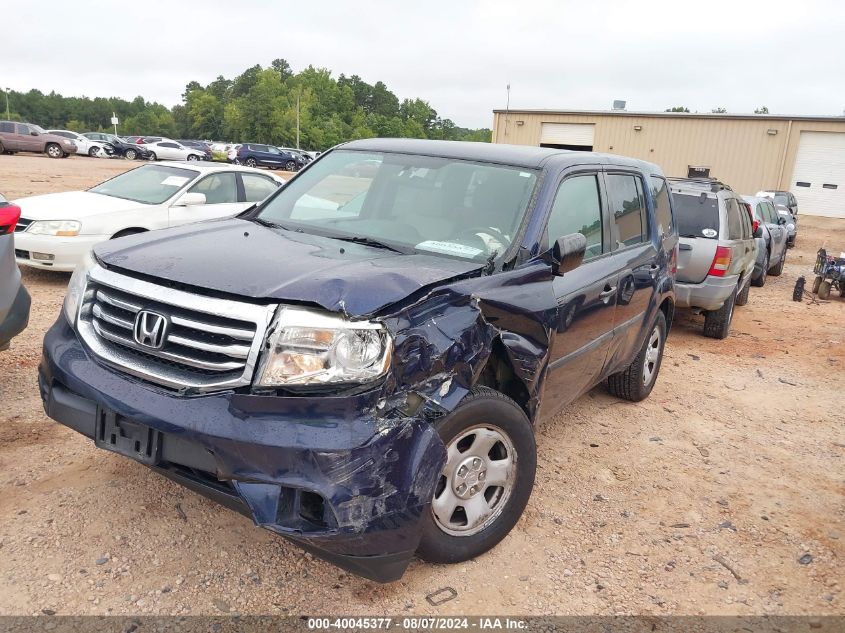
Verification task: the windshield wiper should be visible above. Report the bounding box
[251,217,291,231]
[329,235,404,253]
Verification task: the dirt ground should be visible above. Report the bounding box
[0,154,842,616]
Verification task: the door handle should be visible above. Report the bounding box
[600,286,617,302]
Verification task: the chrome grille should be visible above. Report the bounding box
[15,218,32,232]
[77,266,276,391]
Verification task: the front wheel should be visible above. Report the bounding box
[124,148,137,160]
[752,252,768,287]
[285,160,297,171]
[735,279,751,306]
[46,143,63,158]
[245,157,257,168]
[607,311,667,402]
[416,387,536,564]
[703,286,736,339]
[88,146,100,157]
[818,280,832,300]
[769,250,785,276]
[187,154,199,161]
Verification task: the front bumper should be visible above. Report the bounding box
[675,274,738,311]
[15,233,107,272]
[0,283,30,348]
[39,315,446,582]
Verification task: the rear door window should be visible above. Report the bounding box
[0,122,14,133]
[671,192,719,239]
[606,173,647,248]
[649,176,674,238]
[725,198,743,240]
[188,172,238,204]
[241,173,280,202]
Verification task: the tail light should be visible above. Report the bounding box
[0,204,21,234]
[752,219,760,233]
[708,246,732,277]
[670,243,678,274]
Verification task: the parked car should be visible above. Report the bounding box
[757,190,798,246]
[232,143,305,171]
[40,139,676,582]
[0,194,30,350]
[145,140,205,162]
[0,121,77,158]
[277,147,313,166]
[83,133,152,160]
[669,177,757,338]
[742,195,788,287]
[14,162,285,271]
[47,130,101,157]
[177,140,213,160]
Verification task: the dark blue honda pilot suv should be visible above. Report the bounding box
[40,139,677,582]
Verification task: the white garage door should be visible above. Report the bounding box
[540,123,595,147]
[791,132,845,218]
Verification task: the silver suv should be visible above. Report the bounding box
[670,178,757,339]
[0,193,30,350]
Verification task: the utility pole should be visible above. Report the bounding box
[5,88,10,120]
[296,90,301,150]
[504,83,511,139]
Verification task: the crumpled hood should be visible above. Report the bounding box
[14,191,146,220]
[94,219,482,316]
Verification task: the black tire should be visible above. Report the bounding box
[0,141,4,154]
[46,143,63,159]
[787,236,796,248]
[703,286,736,339]
[111,228,146,240]
[607,311,667,402]
[735,279,750,307]
[812,276,822,294]
[792,277,805,302]
[187,154,199,161]
[818,280,832,300]
[124,148,137,160]
[839,283,845,298]
[752,252,769,287]
[88,146,100,157]
[285,160,297,171]
[769,250,785,276]
[147,151,156,161]
[245,157,257,168]
[416,387,536,565]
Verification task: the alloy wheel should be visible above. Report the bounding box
[642,326,662,386]
[432,424,516,537]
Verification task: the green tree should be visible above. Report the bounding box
[754,106,769,114]
[711,107,727,113]
[665,106,690,112]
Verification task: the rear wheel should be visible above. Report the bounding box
[839,283,845,298]
[46,143,62,158]
[735,279,751,306]
[703,286,736,339]
[812,276,823,294]
[752,252,769,287]
[147,151,156,161]
[769,249,785,276]
[416,387,536,564]
[818,280,832,300]
[0,141,5,154]
[607,311,667,402]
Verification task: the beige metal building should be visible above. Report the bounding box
[491,109,845,218]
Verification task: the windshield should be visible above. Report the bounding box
[32,124,47,134]
[88,164,199,205]
[255,150,538,261]
[673,192,720,238]
[774,193,789,206]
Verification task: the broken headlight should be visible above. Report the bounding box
[62,250,97,326]
[256,308,392,387]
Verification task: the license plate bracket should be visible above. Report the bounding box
[95,409,161,465]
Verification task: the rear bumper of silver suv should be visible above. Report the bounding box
[675,274,738,311]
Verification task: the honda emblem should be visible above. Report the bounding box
[133,310,169,349]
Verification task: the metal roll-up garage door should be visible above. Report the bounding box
[540,123,595,150]
[791,132,845,218]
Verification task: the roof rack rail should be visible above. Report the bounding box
[667,176,733,192]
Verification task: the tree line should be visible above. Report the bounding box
[4,59,492,150]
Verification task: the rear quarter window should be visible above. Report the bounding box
[725,198,743,240]
[672,192,719,239]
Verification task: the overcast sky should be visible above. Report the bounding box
[5,0,845,128]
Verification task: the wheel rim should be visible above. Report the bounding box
[246,158,256,167]
[148,153,155,161]
[47,145,60,157]
[89,147,98,157]
[188,154,197,161]
[286,161,295,171]
[126,150,136,160]
[642,326,662,386]
[432,424,516,537]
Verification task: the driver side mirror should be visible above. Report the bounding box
[552,233,587,276]
[30,130,39,136]
[777,216,786,225]
[173,192,206,207]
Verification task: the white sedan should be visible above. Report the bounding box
[145,140,205,161]
[14,162,285,272]
[47,130,102,157]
